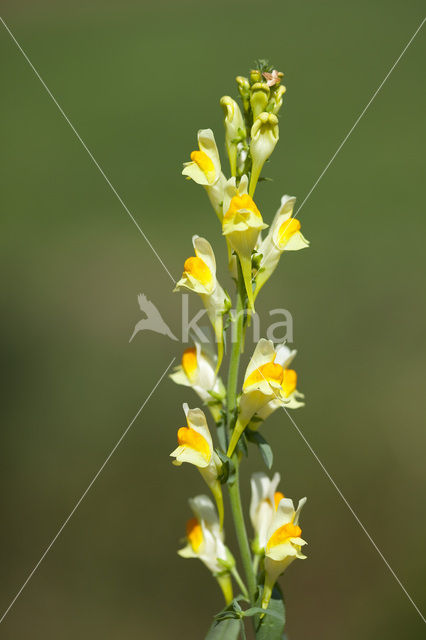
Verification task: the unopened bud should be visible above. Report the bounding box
[250,69,262,84]
[270,85,287,115]
[250,82,270,120]
[236,75,250,114]
[220,96,246,177]
[249,113,279,196]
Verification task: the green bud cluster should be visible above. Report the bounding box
[226,61,286,183]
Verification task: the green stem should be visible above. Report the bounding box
[231,566,249,600]
[253,552,261,578]
[228,465,256,603]
[226,258,257,604]
[225,264,245,440]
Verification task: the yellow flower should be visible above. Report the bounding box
[174,235,230,370]
[222,191,267,310]
[178,494,233,604]
[262,495,307,610]
[222,174,250,268]
[170,404,224,527]
[249,113,279,197]
[220,96,246,177]
[255,195,309,298]
[250,472,284,553]
[182,128,227,220]
[254,344,305,422]
[227,339,290,457]
[170,341,226,421]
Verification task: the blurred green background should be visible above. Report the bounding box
[1,1,425,638]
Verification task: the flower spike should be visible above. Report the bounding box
[161,60,310,625]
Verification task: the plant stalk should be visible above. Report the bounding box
[226,258,257,604]
[228,463,256,603]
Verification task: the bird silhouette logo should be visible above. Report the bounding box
[129,294,178,343]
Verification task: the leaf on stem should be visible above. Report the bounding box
[205,615,241,639]
[217,450,236,485]
[254,584,286,639]
[245,430,273,469]
[234,430,248,458]
[213,409,228,452]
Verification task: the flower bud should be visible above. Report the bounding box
[250,69,262,84]
[249,113,279,196]
[220,96,246,177]
[236,75,250,114]
[269,84,287,115]
[250,82,270,121]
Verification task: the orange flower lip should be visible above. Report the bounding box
[274,491,285,511]
[184,256,213,286]
[278,217,300,246]
[267,522,302,550]
[223,193,262,223]
[282,369,297,397]
[182,347,198,382]
[177,426,210,461]
[244,361,284,389]
[191,150,214,174]
[186,517,203,552]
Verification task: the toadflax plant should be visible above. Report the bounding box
[170,60,309,639]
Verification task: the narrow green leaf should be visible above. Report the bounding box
[235,430,248,457]
[216,450,236,485]
[214,611,239,621]
[216,423,227,453]
[242,606,282,620]
[246,431,273,469]
[205,616,241,639]
[254,584,285,640]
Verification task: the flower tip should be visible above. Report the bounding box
[219,95,232,106]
